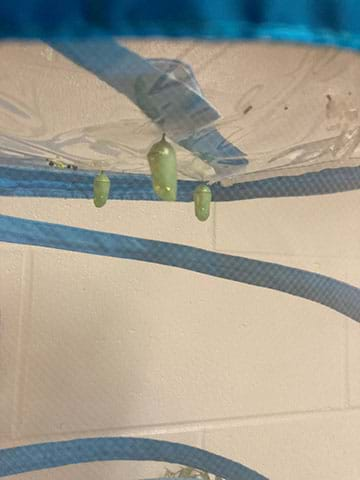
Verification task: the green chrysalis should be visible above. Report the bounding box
[147,134,177,201]
[93,171,110,208]
[194,184,212,221]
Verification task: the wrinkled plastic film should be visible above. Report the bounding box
[0,40,359,186]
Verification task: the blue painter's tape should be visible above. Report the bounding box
[49,40,246,168]
[49,40,219,140]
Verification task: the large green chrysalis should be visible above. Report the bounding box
[93,171,111,208]
[193,184,212,221]
[147,134,177,201]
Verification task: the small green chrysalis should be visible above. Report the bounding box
[93,171,110,208]
[147,134,177,201]
[194,184,212,221]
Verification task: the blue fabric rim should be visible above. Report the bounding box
[1,20,360,52]
[0,436,267,479]
[1,165,360,201]
[2,0,360,51]
[1,213,359,323]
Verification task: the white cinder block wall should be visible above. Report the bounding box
[0,191,359,480]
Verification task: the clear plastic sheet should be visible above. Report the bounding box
[0,40,359,185]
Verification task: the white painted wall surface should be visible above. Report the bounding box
[0,192,359,479]
[0,39,360,480]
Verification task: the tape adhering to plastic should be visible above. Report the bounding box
[49,40,246,168]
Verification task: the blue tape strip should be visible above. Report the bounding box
[0,214,359,323]
[49,40,246,168]
[1,165,360,200]
[49,40,219,140]
[0,437,267,479]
